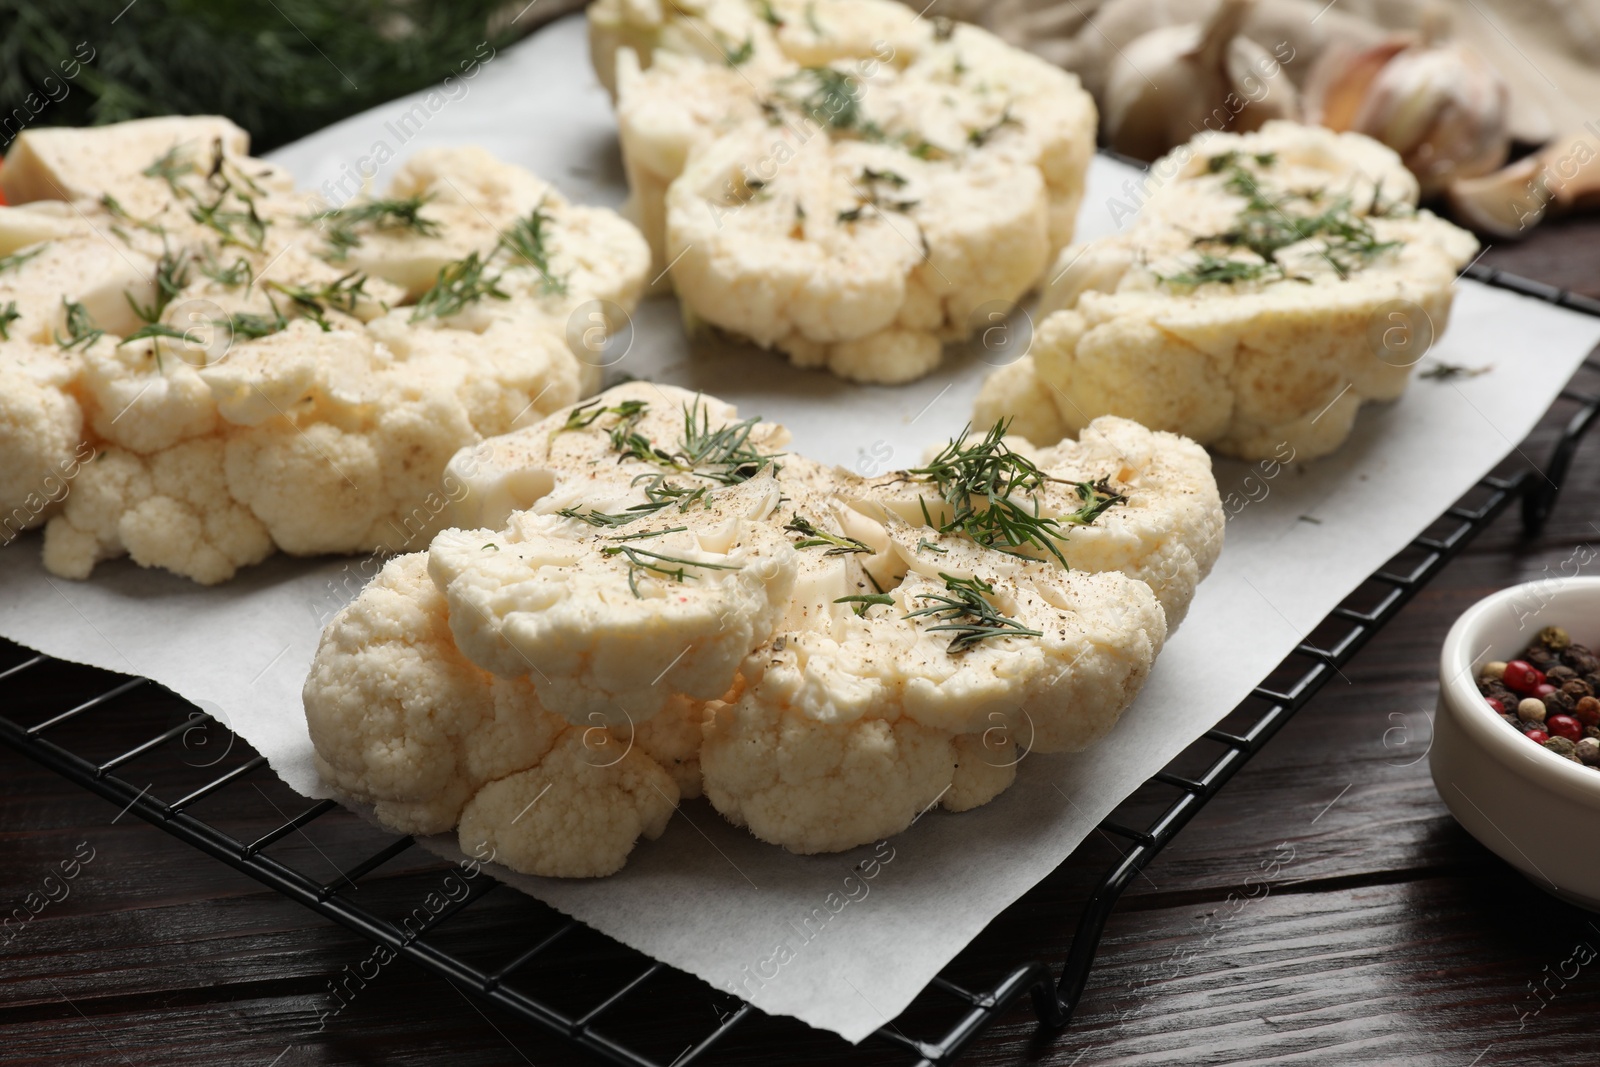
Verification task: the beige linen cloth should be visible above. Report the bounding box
[530,0,1598,144]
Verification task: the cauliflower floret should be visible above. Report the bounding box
[0,341,87,537]
[599,0,1095,382]
[0,119,648,584]
[978,122,1480,462]
[43,441,273,585]
[305,553,678,877]
[428,478,798,727]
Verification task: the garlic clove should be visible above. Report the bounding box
[1303,38,1409,130]
[1446,131,1600,239]
[1445,155,1546,238]
[1104,0,1295,162]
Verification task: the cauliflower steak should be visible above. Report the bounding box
[0,116,650,583]
[974,121,1481,461]
[306,383,1223,873]
[590,0,1097,383]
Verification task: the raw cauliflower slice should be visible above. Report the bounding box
[976,122,1481,462]
[304,553,678,877]
[0,341,90,539]
[307,384,1219,867]
[599,0,1095,383]
[428,476,798,728]
[700,521,1167,852]
[0,118,648,584]
[854,415,1225,627]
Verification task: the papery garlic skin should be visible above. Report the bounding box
[1103,0,1299,162]
[1307,12,1510,197]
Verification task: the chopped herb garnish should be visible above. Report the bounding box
[142,145,198,190]
[676,400,783,483]
[1158,253,1281,288]
[602,544,738,598]
[101,195,165,236]
[217,299,290,341]
[562,397,648,433]
[723,35,755,65]
[409,251,509,322]
[1200,164,1400,279]
[933,15,956,40]
[905,573,1043,653]
[0,245,46,275]
[55,300,103,350]
[1206,150,1276,173]
[608,525,690,542]
[497,200,567,295]
[835,592,895,617]
[784,514,871,555]
[126,249,192,324]
[311,196,441,260]
[756,0,784,26]
[779,67,884,140]
[1420,360,1492,381]
[0,301,20,341]
[265,271,372,329]
[197,250,254,288]
[968,107,1019,147]
[1068,477,1127,525]
[916,538,948,554]
[906,418,1076,566]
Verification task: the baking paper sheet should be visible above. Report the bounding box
[4,16,1600,1043]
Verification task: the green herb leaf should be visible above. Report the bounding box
[0,301,21,341]
[311,196,441,261]
[497,200,568,295]
[835,592,895,616]
[408,251,508,322]
[0,245,47,275]
[784,514,872,555]
[905,572,1042,653]
[55,300,104,351]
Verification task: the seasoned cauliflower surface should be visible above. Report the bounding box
[0,117,649,582]
[307,383,1222,873]
[589,0,1096,384]
[975,122,1481,462]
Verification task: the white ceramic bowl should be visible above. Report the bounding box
[1432,577,1600,910]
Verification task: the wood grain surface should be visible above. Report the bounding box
[4,223,1600,1067]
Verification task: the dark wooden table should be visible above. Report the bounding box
[5,222,1600,1067]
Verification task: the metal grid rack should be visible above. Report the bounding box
[3,267,1599,1067]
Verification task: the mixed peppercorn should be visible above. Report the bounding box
[1478,626,1600,768]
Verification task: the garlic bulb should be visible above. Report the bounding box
[1102,0,1299,162]
[1305,5,1509,197]
[1447,130,1600,238]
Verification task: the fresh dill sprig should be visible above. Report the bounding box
[265,271,372,329]
[835,592,895,617]
[608,525,690,543]
[1157,253,1281,288]
[905,573,1043,653]
[839,167,919,222]
[602,544,738,598]
[1202,165,1399,279]
[142,145,197,190]
[198,250,255,288]
[780,67,885,140]
[906,419,1074,566]
[409,251,509,322]
[723,34,755,65]
[1068,477,1127,525]
[0,301,20,341]
[216,299,290,341]
[55,300,104,350]
[101,194,166,236]
[967,107,1019,147]
[0,245,47,275]
[311,196,441,261]
[126,249,192,324]
[497,200,568,295]
[784,514,871,555]
[1420,360,1492,381]
[562,397,648,433]
[676,400,783,484]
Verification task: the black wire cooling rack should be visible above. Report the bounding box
[2,266,1599,1067]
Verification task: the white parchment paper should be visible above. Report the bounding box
[4,16,1600,1043]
